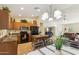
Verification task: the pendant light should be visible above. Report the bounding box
[54,9,62,20]
[41,5,53,21]
[48,5,53,21]
[41,4,62,21]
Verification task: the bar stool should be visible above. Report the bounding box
[32,39,45,50]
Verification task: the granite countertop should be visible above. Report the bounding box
[0,35,17,42]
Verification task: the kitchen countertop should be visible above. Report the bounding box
[0,35,17,42]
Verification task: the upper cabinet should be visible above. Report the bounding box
[32,17,40,26]
[13,22,33,30]
[0,10,10,29]
[0,6,12,29]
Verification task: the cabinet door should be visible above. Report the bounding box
[0,41,17,55]
[0,11,9,29]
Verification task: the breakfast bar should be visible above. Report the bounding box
[32,35,49,46]
[32,35,49,41]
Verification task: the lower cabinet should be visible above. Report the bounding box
[0,41,18,55]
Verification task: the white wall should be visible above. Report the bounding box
[61,5,79,33]
[55,24,63,36]
[63,23,79,33]
[55,5,79,35]
[63,5,79,24]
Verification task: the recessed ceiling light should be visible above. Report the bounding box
[34,7,40,12]
[18,14,21,16]
[37,9,40,12]
[20,7,24,10]
[32,15,34,17]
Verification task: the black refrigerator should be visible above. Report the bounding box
[30,26,39,35]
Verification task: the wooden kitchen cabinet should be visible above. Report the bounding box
[0,41,17,55]
[0,10,11,29]
[13,22,33,30]
[0,35,18,55]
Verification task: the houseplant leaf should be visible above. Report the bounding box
[55,36,63,50]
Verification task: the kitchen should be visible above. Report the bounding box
[0,4,53,55]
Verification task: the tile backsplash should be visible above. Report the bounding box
[0,30,8,38]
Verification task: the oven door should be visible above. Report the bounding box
[20,31,28,43]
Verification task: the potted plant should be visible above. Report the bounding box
[2,6,11,13]
[21,19,28,23]
[55,35,63,55]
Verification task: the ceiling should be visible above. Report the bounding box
[0,4,73,18]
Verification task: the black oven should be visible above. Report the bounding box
[20,31,29,43]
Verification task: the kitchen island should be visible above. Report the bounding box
[0,35,18,55]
